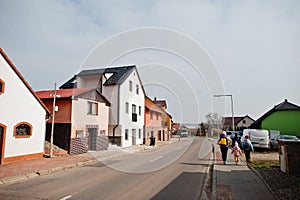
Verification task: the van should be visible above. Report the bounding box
[242,129,270,149]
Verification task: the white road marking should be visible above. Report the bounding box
[149,155,163,162]
[177,146,182,150]
[60,195,72,200]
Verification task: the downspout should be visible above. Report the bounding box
[112,85,120,144]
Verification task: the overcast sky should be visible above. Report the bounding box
[1,0,299,123]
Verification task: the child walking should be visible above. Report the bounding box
[231,141,242,164]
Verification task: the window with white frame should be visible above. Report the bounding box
[132,104,136,114]
[125,102,129,113]
[125,129,129,140]
[129,81,132,91]
[87,101,98,115]
[139,106,141,116]
[136,84,139,95]
[139,129,141,139]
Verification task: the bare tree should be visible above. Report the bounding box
[205,112,223,129]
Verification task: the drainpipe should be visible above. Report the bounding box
[112,85,120,144]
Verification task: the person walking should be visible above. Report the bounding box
[218,131,229,165]
[231,141,242,164]
[231,132,241,148]
[242,135,254,163]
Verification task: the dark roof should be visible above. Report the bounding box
[60,76,76,89]
[222,117,244,126]
[250,99,300,128]
[103,65,135,85]
[0,48,50,115]
[59,65,136,89]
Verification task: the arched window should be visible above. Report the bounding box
[0,79,5,94]
[14,122,33,138]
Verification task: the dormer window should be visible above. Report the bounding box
[0,79,5,94]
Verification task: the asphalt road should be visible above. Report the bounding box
[0,137,213,200]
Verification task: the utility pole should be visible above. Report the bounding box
[50,83,58,158]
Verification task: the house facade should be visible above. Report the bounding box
[154,98,172,141]
[60,66,145,147]
[0,48,49,164]
[36,88,110,154]
[250,99,300,136]
[222,115,255,131]
[144,96,164,145]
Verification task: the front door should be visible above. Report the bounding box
[0,125,5,164]
[132,129,136,146]
[88,128,97,150]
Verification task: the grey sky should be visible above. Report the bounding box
[1,0,299,123]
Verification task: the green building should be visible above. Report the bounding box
[250,99,300,136]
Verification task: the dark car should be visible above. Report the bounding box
[270,135,300,149]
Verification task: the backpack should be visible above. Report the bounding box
[219,137,227,146]
[243,140,250,150]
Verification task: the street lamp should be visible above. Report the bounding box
[213,94,235,132]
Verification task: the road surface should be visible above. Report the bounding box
[0,137,213,200]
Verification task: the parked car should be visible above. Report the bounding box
[180,131,188,137]
[270,135,300,149]
[242,129,270,149]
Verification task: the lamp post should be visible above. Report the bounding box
[213,94,235,132]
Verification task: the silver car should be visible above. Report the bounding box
[270,135,300,149]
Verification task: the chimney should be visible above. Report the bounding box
[154,97,157,102]
[285,99,288,102]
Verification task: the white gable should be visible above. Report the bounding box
[0,50,46,160]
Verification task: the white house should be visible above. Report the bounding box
[60,66,145,147]
[0,48,49,164]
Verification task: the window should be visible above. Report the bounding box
[136,85,139,95]
[76,130,84,138]
[156,112,159,120]
[87,101,98,115]
[139,106,141,116]
[125,129,129,140]
[129,81,132,91]
[150,111,153,119]
[132,104,137,122]
[132,104,136,114]
[125,102,129,113]
[0,79,5,94]
[139,129,141,139]
[100,130,106,136]
[14,122,32,138]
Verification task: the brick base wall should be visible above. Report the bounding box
[70,136,109,155]
[69,137,88,155]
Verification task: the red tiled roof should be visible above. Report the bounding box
[0,48,50,115]
[36,88,91,99]
[145,96,164,113]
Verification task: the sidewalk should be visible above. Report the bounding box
[212,144,277,200]
[0,138,175,185]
